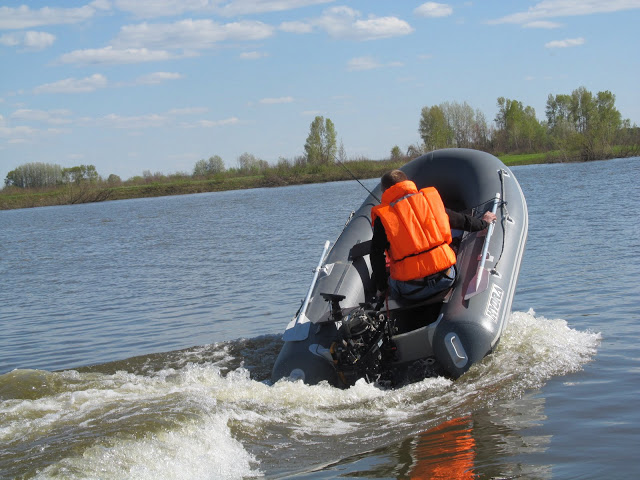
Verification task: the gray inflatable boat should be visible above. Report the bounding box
[271,149,528,387]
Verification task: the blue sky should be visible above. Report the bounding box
[1,1,639,182]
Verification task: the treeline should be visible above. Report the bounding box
[4,163,101,189]
[417,86,639,161]
[2,86,638,208]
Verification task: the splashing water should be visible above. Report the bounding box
[0,310,600,479]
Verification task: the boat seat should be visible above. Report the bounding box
[386,286,452,312]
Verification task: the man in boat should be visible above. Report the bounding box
[371,169,496,302]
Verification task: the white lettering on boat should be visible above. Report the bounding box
[484,284,504,323]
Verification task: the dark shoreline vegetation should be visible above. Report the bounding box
[3,86,639,211]
[1,149,638,211]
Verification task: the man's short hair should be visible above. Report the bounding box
[381,169,408,191]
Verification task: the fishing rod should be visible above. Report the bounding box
[332,154,381,202]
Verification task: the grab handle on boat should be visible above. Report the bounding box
[299,240,331,322]
[465,193,500,300]
[283,240,331,341]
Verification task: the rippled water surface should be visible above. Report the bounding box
[1,157,638,479]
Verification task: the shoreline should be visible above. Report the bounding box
[1,151,637,211]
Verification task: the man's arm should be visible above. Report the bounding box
[446,208,495,232]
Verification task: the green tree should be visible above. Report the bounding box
[62,165,98,184]
[390,145,403,161]
[106,174,122,185]
[4,162,63,188]
[304,116,338,164]
[441,101,476,148]
[419,105,453,150]
[546,86,622,159]
[495,98,545,152]
[237,152,268,172]
[193,155,225,177]
[471,109,491,150]
[337,139,347,163]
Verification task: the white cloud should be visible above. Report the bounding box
[58,47,175,65]
[315,6,413,40]
[192,117,240,127]
[93,113,169,129]
[489,0,640,25]
[279,21,314,34]
[215,0,335,17]
[240,51,269,60]
[136,71,184,84]
[168,107,209,115]
[523,20,563,28]
[0,31,56,50]
[113,0,334,18]
[414,2,453,18]
[0,4,97,30]
[0,124,36,139]
[34,74,108,94]
[259,96,294,104]
[113,0,214,18]
[545,37,585,48]
[76,109,235,130]
[11,109,72,125]
[114,19,275,50]
[347,56,403,71]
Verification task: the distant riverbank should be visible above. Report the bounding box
[0,150,636,211]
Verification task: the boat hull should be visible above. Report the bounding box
[272,149,528,386]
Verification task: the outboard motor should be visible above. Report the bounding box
[321,293,396,387]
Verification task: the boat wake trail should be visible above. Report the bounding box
[0,310,600,479]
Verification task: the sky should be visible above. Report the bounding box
[1,1,639,183]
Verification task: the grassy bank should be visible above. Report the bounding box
[1,151,636,211]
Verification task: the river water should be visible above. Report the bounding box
[0,157,638,479]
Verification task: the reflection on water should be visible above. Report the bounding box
[311,394,553,479]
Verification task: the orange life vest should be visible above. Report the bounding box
[371,180,457,281]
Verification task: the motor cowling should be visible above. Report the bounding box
[330,307,396,387]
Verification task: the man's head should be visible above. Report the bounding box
[381,169,408,192]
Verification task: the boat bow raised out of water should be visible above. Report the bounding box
[271,149,528,387]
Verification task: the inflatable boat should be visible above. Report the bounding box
[271,149,528,387]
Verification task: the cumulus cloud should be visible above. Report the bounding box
[113,0,334,18]
[523,20,563,28]
[545,37,585,48]
[193,117,240,127]
[11,108,72,125]
[489,0,640,25]
[414,2,453,18]
[135,71,184,84]
[215,0,335,17]
[34,74,108,94]
[315,6,413,40]
[0,118,36,139]
[347,56,403,71]
[113,0,216,18]
[76,109,238,130]
[0,31,56,49]
[114,19,275,50]
[91,113,169,129]
[0,4,98,30]
[279,21,314,34]
[259,96,294,104]
[58,46,174,65]
[239,51,269,59]
[167,107,209,115]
